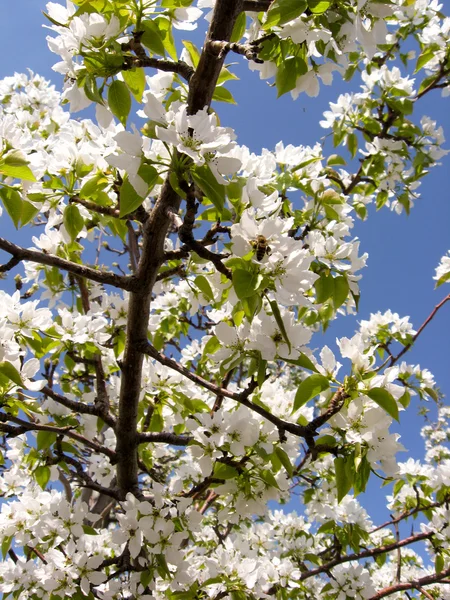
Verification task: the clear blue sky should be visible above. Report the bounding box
[0,1,449,524]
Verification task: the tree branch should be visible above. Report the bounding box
[137,431,192,445]
[0,237,136,291]
[242,0,272,11]
[0,256,21,273]
[367,566,450,600]
[115,0,246,498]
[389,293,450,367]
[0,413,116,460]
[299,531,434,582]
[41,385,116,429]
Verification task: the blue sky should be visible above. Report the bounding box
[0,1,449,526]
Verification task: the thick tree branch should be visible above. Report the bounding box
[0,237,136,291]
[122,35,194,82]
[242,0,272,11]
[115,0,245,498]
[207,40,264,63]
[127,56,194,82]
[137,432,192,445]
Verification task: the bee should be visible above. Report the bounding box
[250,235,271,261]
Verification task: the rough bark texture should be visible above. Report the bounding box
[114,0,245,497]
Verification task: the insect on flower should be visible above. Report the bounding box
[251,235,271,261]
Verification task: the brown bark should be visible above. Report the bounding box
[114,0,245,497]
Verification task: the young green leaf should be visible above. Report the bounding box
[119,177,145,217]
[274,446,294,477]
[333,276,349,309]
[122,67,146,102]
[108,80,131,127]
[191,164,225,213]
[334,456,353,502]
[366,387,399,422]
[194,275,215,302]
[34,465,51,490]
[264,0,307,29]
[0,151,36,181]
[141,19,166,56]
[293,373,329,411]
[232,269,263,299]
[0,361,24,387]
[64,204,84,241]
[315,273,334,304]
[0,187,23,228]
[213,462,239,480]
[308,0,331,13]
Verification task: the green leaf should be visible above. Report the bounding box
[240,294,263,322]
[203,336,220,358]
[233,269,263,299]
[83,74,103,104]
[334,456,353,502]
[327,154,346,166]
[347,132,358,157]
[281,352,318,372]
[315,435,337,447]
[435,271,450,288]
[182,40,200,67]
[191,164,225,213]
[231,11,246,42]
[213,462,239,480]
[108,80,131,127]
[1,535,13,559]
[141,19,166,56]
[274,446,294,477]
[257,357,267,387]
[64,204,84,241]
[366,387,399,421]
[34,465,51,490]
[119,176,145,217]
[149,410,164,433]
[37,431,57,451]
[333,276,349,309]
[212,86,237,104]
[315,273,334,304]
[261,468,280,489]
[122,67,146,102]
[83,525,99,535]
[137,163,159,190]
[79,173,109,199]
[308,0,331,13]
[0,187,23,228]
[20,200,39,226]
[0,361,23,387]
[435,553,444,574]
[264,0,307,29]
[194,275,215,302]
[276,56,307,97]
[155,17,177,61]
[415,48,435,73]
[293,373,329,411]
[0,151,36,181]
[269,299,291,353]
[398,390,411,408]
